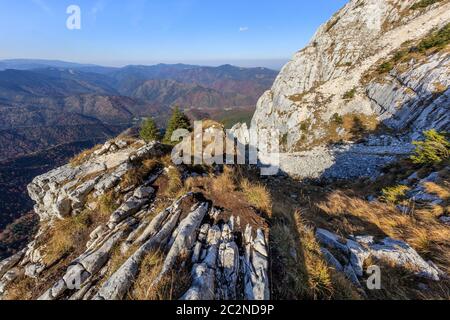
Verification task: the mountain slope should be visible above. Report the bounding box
[251,0,450,179]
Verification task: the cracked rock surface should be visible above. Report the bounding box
[0,139,270,300]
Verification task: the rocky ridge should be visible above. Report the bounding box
[251,0,450,179]
[0,139,270,300]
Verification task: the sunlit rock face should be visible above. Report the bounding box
[251,0,450,179]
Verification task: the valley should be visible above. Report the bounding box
[0,62,277,251]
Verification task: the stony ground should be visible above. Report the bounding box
[0,137,448,300]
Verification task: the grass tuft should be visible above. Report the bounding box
[381,185,410,204]
[240,178,272,215]
[42,211,92,265]
[69,144,102,167]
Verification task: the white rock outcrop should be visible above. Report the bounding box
[28,140,162,220]
[316,228,444,285]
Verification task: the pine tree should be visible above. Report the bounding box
[163,106,191,144]
[139,117,160,143]
[411,129,449,165]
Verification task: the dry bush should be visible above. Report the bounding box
[42,211,91,265]
[2,275,37,300]
[240,178,272,215]
[424,182,450,200]
[98,191,120,220]
[165,166,184,197]
[120,169,146,190]
[270,222,310,299]
[381,185,410,204]
[202,119,224,130]
[128,251,191,300]
[120,158,161,189]
[212,166,236,193]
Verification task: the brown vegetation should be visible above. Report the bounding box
[69,144,102,167]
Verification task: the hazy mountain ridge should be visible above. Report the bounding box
[0,63,278,161]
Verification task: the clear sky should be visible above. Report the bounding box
[0,0,348,69]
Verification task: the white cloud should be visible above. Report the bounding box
[239,26,249,32]
[31,0,52,14]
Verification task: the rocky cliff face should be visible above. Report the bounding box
[251,0,450,179]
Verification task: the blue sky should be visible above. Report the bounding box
[0,0,348,69]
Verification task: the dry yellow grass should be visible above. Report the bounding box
[240,178,272,215]
[433,81,448,94]
[269,205,361,299]
[128,251,164,300]
[381,185,410,204]
[69,144,102,167]
[102,245,135,282]
[212,166,236,193]
[260,154,450,300]
[98,191,120,220]
[165,166,184,197]
[128,251,191,300]
[424,182,450,199]
[120,158,161,189]
[201,119,224,130]
[2,275,36,300]
[42,211,91,265]
[314,191,450,274]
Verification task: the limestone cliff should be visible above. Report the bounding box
[251,0,450,178]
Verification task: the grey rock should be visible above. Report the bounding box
[217,242,240,300]
[370,238,441,281]
[0,250,25,278]
[344,264,361,287]
[346,239,370,277]
[316,228,349,255]
[24,263,46,278]
[250,0,450,180]
[153,202,209,286]
[320,248,344,272]
[133,186,155,199]
[439,216,450,226]
[181,264,216,300]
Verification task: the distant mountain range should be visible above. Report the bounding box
[0,59,113,73]
[0,60,278,161]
